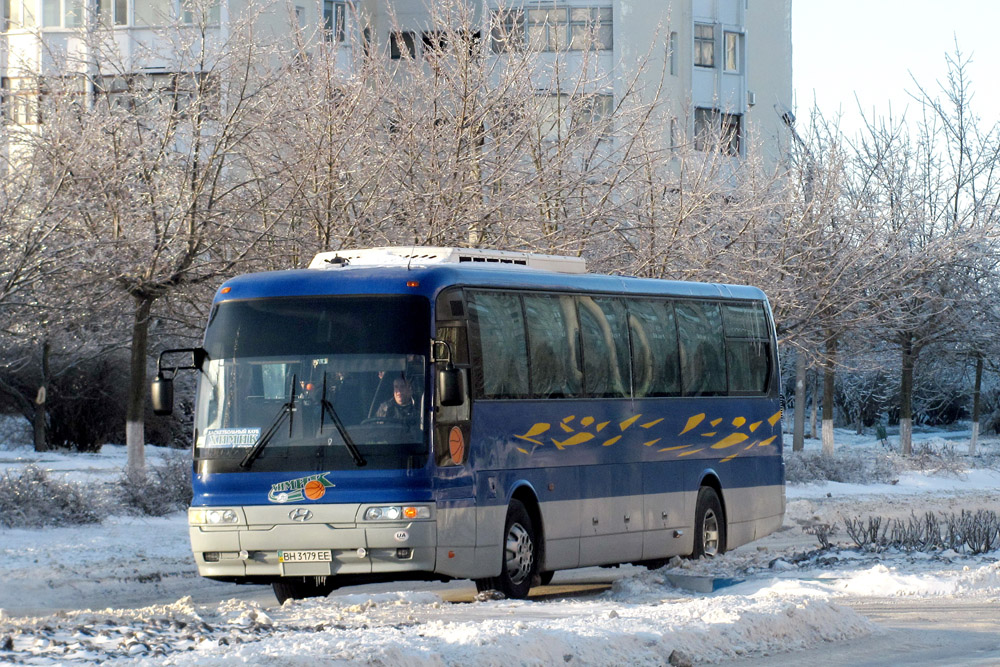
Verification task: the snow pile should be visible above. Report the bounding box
[3,423,1000,664]
[830,560,1000,598]
[0,588,876,665]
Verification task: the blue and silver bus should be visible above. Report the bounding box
[152,247,784,603]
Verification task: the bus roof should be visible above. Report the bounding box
[214,262,768,305]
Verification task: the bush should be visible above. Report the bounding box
[0,465,106,527]
[784,450,900,485]
[0,351,192,452]
[904,443,966,477]
[118,450,192,516]
[44,356,130,452]
[843,510,1000,554]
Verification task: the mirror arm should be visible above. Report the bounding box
[156,347,208,380]
[430,339,455,368]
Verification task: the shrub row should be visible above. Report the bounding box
[842,511,1000,554]
[0,452,192,528]
[784,450,901,485]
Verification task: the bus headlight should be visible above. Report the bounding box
[190,508,240,525]
[363,505,431,521]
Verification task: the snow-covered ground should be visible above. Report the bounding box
[2,424,1000,665]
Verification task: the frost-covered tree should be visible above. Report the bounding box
[13,7,295,473]
[852,46,1000,456]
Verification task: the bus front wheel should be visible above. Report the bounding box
[475,499,537,599]
[272,576,337,605]
[692,486,726,559]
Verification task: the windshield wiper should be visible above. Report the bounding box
[240,375,297,470]
[320,373,366,467]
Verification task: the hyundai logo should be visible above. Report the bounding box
[289,508,313,522]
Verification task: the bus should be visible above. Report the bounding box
[151,247,785,603]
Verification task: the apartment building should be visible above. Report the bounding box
[347,0,792,165]
[1,0,792,164]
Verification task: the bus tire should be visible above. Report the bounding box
[474,499,537,599]
[272,576,337,605]
[691,486,726,559]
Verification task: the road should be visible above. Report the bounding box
[718,597,1000,666]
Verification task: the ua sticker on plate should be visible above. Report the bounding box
[394,531,409,542]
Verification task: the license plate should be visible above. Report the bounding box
[278,550,332,563]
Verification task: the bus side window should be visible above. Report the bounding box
[468,291,529,399]
[524,294,582,399]
[722,302,771,394]
[675,301,727,396]
[628,299,680,398]
[578,296,630,398]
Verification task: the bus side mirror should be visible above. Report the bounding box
[151,347,206,417]
[151,374,174,416]
[438,364,464,407]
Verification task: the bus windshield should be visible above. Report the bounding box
[193,295,430,473]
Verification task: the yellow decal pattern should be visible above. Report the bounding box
[513,409,783,463]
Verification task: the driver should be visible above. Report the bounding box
[376,376,418,421]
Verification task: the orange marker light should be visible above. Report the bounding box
[449,427,465,464]
[448,551,456,559]
[220,286,231,294]
[406,281,420,288]
[403,506,418,519]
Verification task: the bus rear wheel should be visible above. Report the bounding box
[272,576,337,604]
[474,499,537,599]
[692,486,726,559]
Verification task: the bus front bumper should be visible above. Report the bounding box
[189,503,436,580]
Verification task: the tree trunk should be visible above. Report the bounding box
[33,338,50,452]
[126,295,154,477]
[792,350,806,452]
[971,353,983,456]
[809,369,818,439]
[821,334,837,456]
[899,334,915,456]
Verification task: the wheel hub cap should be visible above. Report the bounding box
[703,509,720,556]
[505,522,534,584]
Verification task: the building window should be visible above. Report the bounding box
[572,93,613,132]
[694,23,714,68]
[2,76,89,125]
[721,113,741,155]
[2,77,42,125]
[538,93,569,140]
[568,7,611,50]
[724,31,741,72]
[694,107,716,151]
[39,0,84,27]
[537,92,613,141]
[492,6,612,53]
[421,30,446,57]
[695,107,742,155]
[527,8,566,50]
[134,0,169,26]
[96,0,128,25]
[94,72,218,117]
[0,77,9,123]
[390,31,416,59]
[669,31,678,76]
[182,0,221,25]
[324,0,345,42]
[3,0,38,29]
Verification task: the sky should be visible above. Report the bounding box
[792,0,1000,138]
